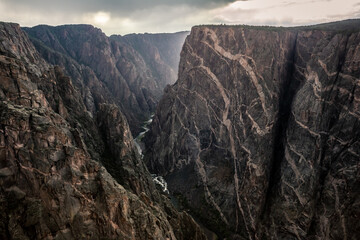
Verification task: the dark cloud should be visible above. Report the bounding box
[2,0,240,15]
[0,0,357,35]
[0,0,246,34]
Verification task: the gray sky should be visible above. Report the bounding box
[1,0,359,35]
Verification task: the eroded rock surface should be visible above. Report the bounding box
[24,25,188,134]
[119,31,189,87]
[145,20,360,239]
[0,22,205,240]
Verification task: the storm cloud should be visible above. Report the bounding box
[0,0,358,35]
[1,0,238,15]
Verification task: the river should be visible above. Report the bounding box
[133,115,216,238]
[134,114,154,157]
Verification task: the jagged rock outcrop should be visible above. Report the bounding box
[145,20,360,239]
[0,22,205,240]
[23,25,188,134]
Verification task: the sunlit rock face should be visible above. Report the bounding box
[145,20,360,239]
[0,22,206,240]
[24,25,188,135]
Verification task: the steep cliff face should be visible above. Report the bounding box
[0,22,205,240]
[119,31,189,87]
[145,20,360,239]
[23,25,187,134]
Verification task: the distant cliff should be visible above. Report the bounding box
[145,19,360,239]
[117,31,189,86]
[0,22,205,240]
[24,25,188,134]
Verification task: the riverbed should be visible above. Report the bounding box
[134,114,154,157]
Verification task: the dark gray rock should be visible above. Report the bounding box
[145,20,360,239]
[0,22,206,240]
[24,25,188,135]
[118,31,189,87]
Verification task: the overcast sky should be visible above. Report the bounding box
[1,0,359,35]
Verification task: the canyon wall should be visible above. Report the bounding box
[0,22,205,240]
[119,31,189,86]
[145,20,360,239]
[24,25,188,134]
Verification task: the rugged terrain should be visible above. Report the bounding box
[0,22,205,239]
[23,25,188,134]
[145,20,360,239]
[120,31,189,87]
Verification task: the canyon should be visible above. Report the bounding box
[0,22,204,239]
[0,18,359,240]
[23,25,188,135]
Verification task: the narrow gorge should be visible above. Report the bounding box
[23,25,188,135]
[0,17,359,240]
[0,22,205,239]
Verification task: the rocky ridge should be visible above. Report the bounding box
[145,20,360,239]
[0,22,205,240]
[24,25,188,134]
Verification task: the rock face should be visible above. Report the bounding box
[145,20,360,239]
[0,22,205,240]
[119,32,189,87]
[23,25,188,134]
